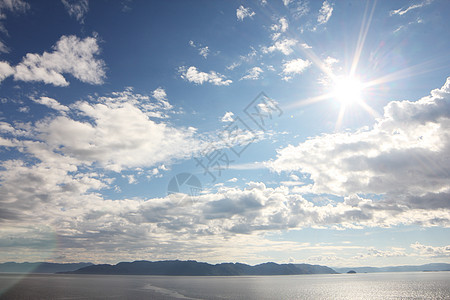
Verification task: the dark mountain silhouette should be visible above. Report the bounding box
[0,262,93,273]
[64,260,338,276]
[334,263,450,273]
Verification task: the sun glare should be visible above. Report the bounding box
[332,76,364,105]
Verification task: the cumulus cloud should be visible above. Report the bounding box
[12,35,105,86]
[410,242,450,257]
[236,5,255,21]
[271,17,288,33]
[281,58,311,81]
[390,0,433,16]
[240,66,263,80]
[0,61,14,82]
[61,0,89,23]
[179,66,232,86]
[221,111,234,123]
[317,1,333,25]
[269,77,450,215]
[262,38,297,55]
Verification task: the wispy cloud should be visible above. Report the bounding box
[61,0,89,23]
[189,40,210,59]
[240,66,263,80]
[390,0,433,16]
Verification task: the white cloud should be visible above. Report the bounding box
[269,77,450,213]
[236,5,255,21]
[271,17,288,33]
[188,40,210,58]
[11,35,105,86]
[240,66,263,80]
[291,0,309,19]
[281,58,311,81]
[152,87,172,109]
[32,96,69,112]
[0,61,14,82]
[410,242,450,257]
[390,0,433,16]
[226,47,257,70]
[179,66,232,86]
[0,0,30,52]
[61,0,89,23]
[221,111,234,123]
[283,0,292,7]
[198,46,209,58]
[317,1,333,25]
[262,38,297,55]
[16,89,202,172]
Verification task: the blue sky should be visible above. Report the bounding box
[0,0,449,267]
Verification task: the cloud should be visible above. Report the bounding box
[269,77,450,213]
[317,1,333,25]
[1,89,202,172]
[61,0,89,23]
[236,5,255,21]
[270,17,288,41]
[390,0,433,16]
[152,87,172,110]
[221,111,234,123]
[31,96,69,112]
[179,66,232,86]
[283,0,292,7]
[0,0,30,52]
[240,67,263,80]
[291,0,309,19]
[5,35,106,86]
[271,17,288,33]
[0,61,14,82]
[262,38,297,55]
[188,40,210,59]
[410,242,450,258]
[281,58,311,81]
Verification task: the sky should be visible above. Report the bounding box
[0,0,449,268]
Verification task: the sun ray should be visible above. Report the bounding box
[364,57,450,89]
[285,92,333,110]
[335,105,347,131]
[350,0,377,77]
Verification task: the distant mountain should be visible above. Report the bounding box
[0,262,93,274]
[334,263,450,273]
[65,260,338,276]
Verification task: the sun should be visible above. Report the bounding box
[332,76,364,105]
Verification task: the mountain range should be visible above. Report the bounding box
[1,261,449,276]
[64,260,337,276]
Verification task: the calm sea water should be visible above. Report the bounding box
[0,272,449,299]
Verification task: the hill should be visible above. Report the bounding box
[65,260,338,276]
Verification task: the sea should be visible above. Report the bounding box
[0,272,449,299]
